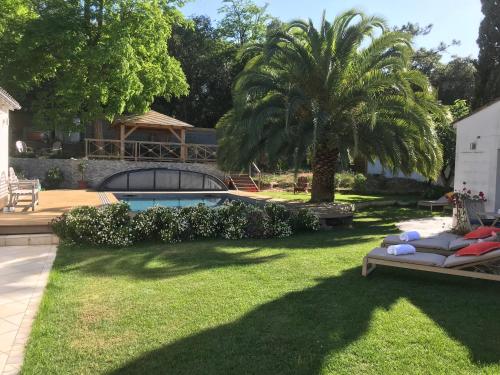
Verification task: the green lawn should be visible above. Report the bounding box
[22,207,500,374]
[256,190,420,203]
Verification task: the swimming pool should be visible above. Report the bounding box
[114,193,230,211]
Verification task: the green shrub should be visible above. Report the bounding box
[217,201,249,240]
[264,203,292,238]
[52,201,319,246]
[52,202,132,247]
[291,209,320,232]
[335,172,355,189]
[422,185,449,199]
[44,167,64,189]
[353,173,367,193]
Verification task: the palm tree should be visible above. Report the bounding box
[217,9,446,202]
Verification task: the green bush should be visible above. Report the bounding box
[335,172,355,189]
[52,202,132,247]
[291,208,321,232]
[264,203,292,238]
[52,201,320,246]
[44,167,64,189]
[353,173,367,193]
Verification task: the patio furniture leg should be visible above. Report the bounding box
[362,258,376,277]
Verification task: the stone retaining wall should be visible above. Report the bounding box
[10,158,225,189]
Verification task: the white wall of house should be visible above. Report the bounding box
[0,103,9,209]
[454,101,500,212]
[367,160,427,182]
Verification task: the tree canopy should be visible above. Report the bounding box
[218,10,446,202]
[217,0,274,46]
[475,0,500,107]
[154,15,238,128]
[0,0,188,130]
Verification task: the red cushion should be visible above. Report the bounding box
[456,242,500,256]
[463,226,500,240]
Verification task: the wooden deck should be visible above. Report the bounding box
[0,190,117,234]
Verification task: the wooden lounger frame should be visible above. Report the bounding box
[362,256,500,282]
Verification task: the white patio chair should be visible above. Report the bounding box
[8,167,40,211]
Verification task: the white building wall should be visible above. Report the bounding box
[0,104,9,208]
[367,159,427,182]
[454,102,500,212]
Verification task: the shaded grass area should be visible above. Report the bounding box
[256,190,421,203]
[22,207,500,374]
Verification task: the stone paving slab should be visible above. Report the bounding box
[396,216,453,237]
[0,245,56,375]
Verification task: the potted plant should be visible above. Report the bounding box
[77,161,88,189]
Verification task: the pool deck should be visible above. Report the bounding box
[0,191,117,234]
[0,189,353,234]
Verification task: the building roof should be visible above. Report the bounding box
[114,110,193,129]
[0,87,21,110]
[452,98,500,127]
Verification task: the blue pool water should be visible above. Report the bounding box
[114,193,229,211]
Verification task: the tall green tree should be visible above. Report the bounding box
[218,10,445,202]
[475,0,500,107]
[155,15,238,128]
[435,99,470,188]
[217,0,274,46]
[0,0,188,134]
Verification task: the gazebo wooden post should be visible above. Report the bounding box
[120,124,125,160]
[180,128,187,162]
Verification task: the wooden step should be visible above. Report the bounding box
[0,234,59,247]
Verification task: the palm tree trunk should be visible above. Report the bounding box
[311,144,338,202]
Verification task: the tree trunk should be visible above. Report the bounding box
[310,144,338,202]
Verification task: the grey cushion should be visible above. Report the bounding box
[383,233,459,251]
[448,238,477,251]
[443,249,500,268]
[367,247,446,267]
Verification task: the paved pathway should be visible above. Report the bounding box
[396,216,453,237]
[0,245,56,375]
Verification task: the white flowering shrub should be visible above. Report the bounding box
[263,203,292,238]
[158,208,190,243]
[182,204,219,239]
[216,201,249,239]
[290,208,320,232]
[52,203,132,247]
[52,200,320,246]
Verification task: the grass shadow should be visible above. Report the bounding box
[109,267,500,374]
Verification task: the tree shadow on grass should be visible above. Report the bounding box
[58,207,437,281]
[109,267,500,375]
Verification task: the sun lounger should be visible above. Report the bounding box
[417,195,452,211]
[362,247,500,282]
[381,233,476,255]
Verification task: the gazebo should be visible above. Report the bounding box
[85,110,216,162]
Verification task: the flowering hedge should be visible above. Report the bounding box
[52,201,320,247]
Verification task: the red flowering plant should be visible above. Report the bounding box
[451,182,487,234]
[449,182,487,207]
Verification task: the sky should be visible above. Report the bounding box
[181,0,483,61]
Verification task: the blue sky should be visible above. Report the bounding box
[181,0,483,61]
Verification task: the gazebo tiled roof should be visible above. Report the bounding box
[0,87,21,110]
[114,110,193,129]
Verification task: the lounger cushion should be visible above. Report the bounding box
[367,248,446,267]
[448,238,477,251]
[455,242,500,256]
[383,234,457,251]
[443,249,500,268]
[464,226,500,240]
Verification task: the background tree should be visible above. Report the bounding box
[155,16,238,128]
[435,99,470,188]
[0,0,188,136]
[217,0,274,46]
[218,10,445,202]
[475,0,500,107]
